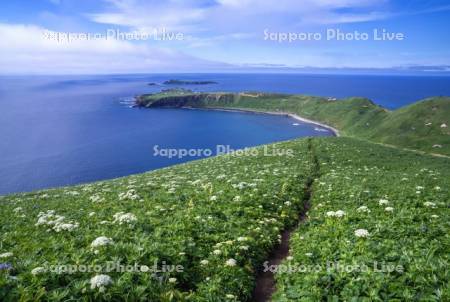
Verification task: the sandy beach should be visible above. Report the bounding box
[181,106,341,137]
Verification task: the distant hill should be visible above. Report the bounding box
[136,91,450,156]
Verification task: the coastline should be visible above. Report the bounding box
[180,106,341,137]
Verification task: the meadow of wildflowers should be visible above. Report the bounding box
[0,137,449,301]
[273,138,449,301]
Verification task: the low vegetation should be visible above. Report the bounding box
[1,137,449,301]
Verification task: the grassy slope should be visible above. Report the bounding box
[1,138,449,301]
[274,138,450,301]
[0,140,313,301]
[137,92,450,156]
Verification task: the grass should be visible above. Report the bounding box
[1,137,449,301]
[136,91,450,156]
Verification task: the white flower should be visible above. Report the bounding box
[239,245,249,251]
[225,259,237,267]
[113,212,137,224]
[210,196,217,201]
[91,236,114,248]
[326,210,345,218]
[379,199,389,206]
[354,229,370,238]
[88,212,96,217]
[89,194,104,203]
[168,278,177,283]
[118,189,140,201]
[0,252,13,258]
[233,196,241,202]
[356,206,371,213]
[13,207,23,213]
[226,294,235,299]
[423,202,436,208]
[326,211,336,217]
[200,260,209,265]
[385,207,394,212]
[90,274,113,292]
[31,267,46,275]
[237,236,248,242]
[434,186,441,191]
[213,250,222,255]
[286,256,294,261]
[334,210,345,217]
[431,215,439,219]
[305,253,313,257]
[53,222,79,232]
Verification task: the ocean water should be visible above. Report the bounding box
[1,73,449,195]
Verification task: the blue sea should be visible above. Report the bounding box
[1,73,449,195]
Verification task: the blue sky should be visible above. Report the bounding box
[0,0,449,74]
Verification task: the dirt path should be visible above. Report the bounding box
[251,140,319,302]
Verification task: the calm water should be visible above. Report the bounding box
[1,73,449,195]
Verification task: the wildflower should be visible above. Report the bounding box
[326,210,345,218]
[168,278,177,283]
[226,294,235,299]
[0,252,13,258]
[431,215,439,219]
[356,206,370,213]
[334,210,345,217]
[237,236,248,242]
[88,212,96,217]
[91,237,114,248]
[210,196,217,201]
[385,207,394,212]
[423,202,436,208]
[213,250,222,255]
[305,253,313,257]
[239,245,249,251]
[434,186,441,190]
[31,267,46,275]
[89,195,104,203]
[13,207,23,213]
[286,256,294,261]
[118,189,139,201]
[326,211,336,217]
[200,260,209,265]
[379,199,389,206]
[90,274,113,292]
[354,229,370,238]
[113,212,137,224]
[233,196,241,202]
[53,222,79,232]
[225,259,237,267]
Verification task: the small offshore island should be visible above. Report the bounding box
[163,79,218,85]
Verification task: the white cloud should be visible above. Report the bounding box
[89,0,390,35]
[0,23,229,74]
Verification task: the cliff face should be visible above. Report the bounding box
[136,93,236,108]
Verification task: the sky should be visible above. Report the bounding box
[0,0,449,74]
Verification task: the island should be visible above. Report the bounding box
[163,79,218,85]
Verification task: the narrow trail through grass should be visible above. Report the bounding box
[251,140,320,301]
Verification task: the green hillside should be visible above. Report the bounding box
[1,137,449,301]
[136,91,450,156]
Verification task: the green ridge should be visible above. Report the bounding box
[136,91,450,156]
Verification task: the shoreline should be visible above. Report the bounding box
[180,106,340,137]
